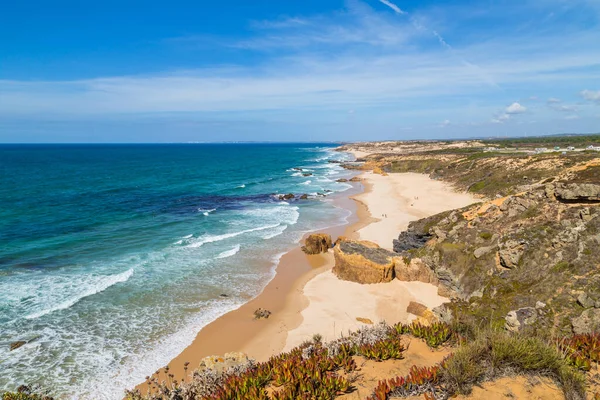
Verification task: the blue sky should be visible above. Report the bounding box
[0,0,599,142]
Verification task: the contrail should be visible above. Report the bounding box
[376,0,500,89]
[378,0,406,14]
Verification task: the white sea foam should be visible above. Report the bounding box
[291,172,302,177]
[23,269,134,320]
[260,224,288,240]
[236,184,246,188]
[215,245,241,259]
[185,224,281,248]
[301,180,311,185]
[198,208,216,216]
[78,299,244,400]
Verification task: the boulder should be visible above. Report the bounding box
[406,301,428,317]
[473,245,496,259]
[299,194,309,200]
[498,239,526,269]
[332,239,395,284]
[336,178,348,182]
[302,233,333,255]
[554,183,600,202]
[302,173,313,177]
[572,308,600,334]
[393,257,437,284]
[505,307,537,332]
[253,308,271,319]
[278,193,295,201]
[349,177,362,182]
[577,292,596,309]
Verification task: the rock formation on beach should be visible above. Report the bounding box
[301,233,332,255]
[332,239,395,283]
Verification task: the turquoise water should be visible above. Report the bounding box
[0,144,354,399]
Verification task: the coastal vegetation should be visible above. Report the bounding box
[118,321,596,399]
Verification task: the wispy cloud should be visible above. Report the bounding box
[378,0,406,14]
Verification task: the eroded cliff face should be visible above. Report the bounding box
[395,178,600,335]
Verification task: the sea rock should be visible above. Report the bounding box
[333,239,395,284]
[302,173,312,177]
[10,341,26,351]
[505,307,537,332]
[393,231,432,253]
[278,193,295,201]
[302,233,332,255]
[349,177,362,182]
[554,183,600,202]
[336,178,348,182]
[498,239,526,269]
[393,257,437,284]
[299,194,309,200]
[198,352,250,373]
[572,309,600,334]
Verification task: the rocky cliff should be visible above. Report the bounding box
[339,140,600,336]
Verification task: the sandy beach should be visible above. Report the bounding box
[139,164,478,393]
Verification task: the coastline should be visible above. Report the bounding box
[135,175,370,393]
[136,159,478,395]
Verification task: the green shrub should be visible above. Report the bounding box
[479,232,492,240]
[442,329,586,400]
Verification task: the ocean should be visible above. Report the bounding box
[0,143,354,399]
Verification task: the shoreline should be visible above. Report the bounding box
[135,160,478,395]
[135,175,370,393]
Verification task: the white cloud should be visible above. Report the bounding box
[547,97,561,103]
[505,102,527,114]
[439,119,451,127]
[580,89,600,102]
[378,0,406,14]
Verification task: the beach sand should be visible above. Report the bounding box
[137,167,477,393]
[284,171,477,350]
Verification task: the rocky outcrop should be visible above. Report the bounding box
[505,306,542,332]
[336,178,348,182]
[552,183,600,202]
[333,239,395,284]
[393,230,432,253]
[302,233,332,255]
[278,193,295,200]
[393,257,437,284]
[349,177,362,182]
[498,239,527,269]
[572,309,600,334]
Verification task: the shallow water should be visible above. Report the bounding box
[0,143,353,399]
